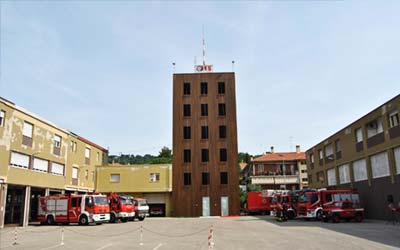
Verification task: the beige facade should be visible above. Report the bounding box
[0,97,108,227]
[96,164,172,216]
[306,94,400,219]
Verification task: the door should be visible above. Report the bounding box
[68,197,81,223]
[221,196,229,216]
[202,197,210,216]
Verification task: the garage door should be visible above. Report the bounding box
[143,193,166,204]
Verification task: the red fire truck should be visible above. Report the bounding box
[107,193,135,223]
[246,191,273,215]
[38,194,110,225]
[322,200,364,223]
[133,198,149,221]
[296,189,361,220]
[271,191,298,219]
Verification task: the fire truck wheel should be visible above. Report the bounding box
[332,214,340,223]
[110,213,116,223]
[121,218,128,223]
[316,210,322,221]
[46,215,55,225]
[138,216,145,221]
[355,213,363,222]
[79,215,89,226]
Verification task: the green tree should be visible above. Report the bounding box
[158,146,172,159]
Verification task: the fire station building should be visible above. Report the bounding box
[306,94,400,220]
[0,97,108,228]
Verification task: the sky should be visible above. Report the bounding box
[1,1,399,156]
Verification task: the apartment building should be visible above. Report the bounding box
[172,72,240,217]
[0,97,108,227]
[96,164,172,217]
[243,146,308,190]
[306,94,400,219]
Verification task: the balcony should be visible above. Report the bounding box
[389,125,400,139]
[367,132,385,148]
[250,175,299,185]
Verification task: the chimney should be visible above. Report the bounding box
[270,146,274,154]
[296,145,300,153]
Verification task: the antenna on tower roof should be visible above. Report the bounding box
[202,25,206,67]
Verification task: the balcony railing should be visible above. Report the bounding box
[250,175,299,185]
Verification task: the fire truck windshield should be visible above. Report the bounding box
[121,198,133,205]
[298,194,311,203]
[94,196,108,205]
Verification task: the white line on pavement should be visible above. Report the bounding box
[152,243,163,250]
[95,243,113,250]
[37,244,62,250]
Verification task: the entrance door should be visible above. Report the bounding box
[5,185,25,225]
[202,197,210,216]
[221,196,229,216]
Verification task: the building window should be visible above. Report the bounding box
[184,149,191,163]
[219,126,226,139]
[201,126,209,139]
[22,121,33,147]
[184,173,191,185]
[302,178,308,182]
[218,104,226,116]
[110,173,120,183]
[370,151,389,178]
[183,104,191,117]
[218,82,225,94]
[220,172,228,184]
[51,162,64,176]
[202,172,210,185]
[389,110,399,128]
[318,149,323,160]
[53,134,62,156]
[150,173,160,182]
[91,171,95,181]
[33,158,49,172]
[202,149,209,163]
[338,164,350,184]
[353,158,367,182]
[0,110,5,127]
[72,167,79,180]
[10,151,30,169]
[70,141,77,152]
[366,118,383,138]
[96,152,100,162]
[316,171,324,183]
[85,170,89,180]
[310,154,314,163]
[394,147,400,175]
[201,82,208,95]
[324,144,334,161]
[327,168,336,186]
[85,147,91,165]
[355,127,363,142]
[301,169,307,173]
[201,104,208,116]
[183,82,190,95]
[220,148,227,162]
[183,126,191,139]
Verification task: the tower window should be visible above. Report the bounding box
[183,82,190,95]
[201,82,208,95]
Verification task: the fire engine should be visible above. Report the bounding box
[322,200,364,223]
[133,198,149,221]
[107,193,135,223]
[296,189,361,220]
[270,191,298,219]
[38,194,110,225]
[246,191,273,215]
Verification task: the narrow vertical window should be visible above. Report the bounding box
[220,172,228,184]
[183,104,191,117]
[201,126,209,139]
[0,110,5,127]
[183,126,191,139]
[218,82,225,94]
[201,82,208,95]
[184,173,191,185]
[218,104,226,116]
[219,126,226,139]
[201,104,208,116]
[183,82,191,95]
[184,149,191,163]
[202,172,210,185]
[220,148,227,162]
[22,121,33,147]
[202,149,209,163]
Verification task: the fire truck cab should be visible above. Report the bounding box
[38,194,110,225]
[133,198,149,221]
[107,193,135,223]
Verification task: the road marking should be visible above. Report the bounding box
[152,243,163,250]
[96,244,113,250]
[37,244,62,250]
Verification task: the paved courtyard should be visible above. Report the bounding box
[1,216,399,250]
